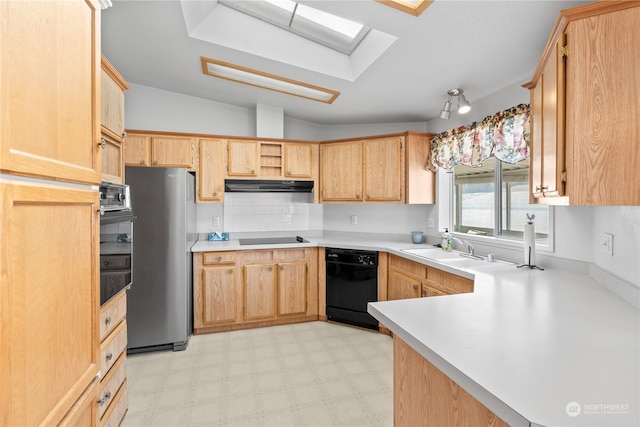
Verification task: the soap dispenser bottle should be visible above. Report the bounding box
[441,228,452,251]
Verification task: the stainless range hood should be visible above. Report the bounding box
[224,179,314,193]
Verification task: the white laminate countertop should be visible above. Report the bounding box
[191,234,639,427]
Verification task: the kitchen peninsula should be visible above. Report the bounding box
[193,234,639,427]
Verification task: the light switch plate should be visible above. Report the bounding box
[603,232,613,256]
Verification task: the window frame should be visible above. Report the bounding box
[440,165,555,254]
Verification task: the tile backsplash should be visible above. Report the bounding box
[196,193,323,233]
[222,193,322,232]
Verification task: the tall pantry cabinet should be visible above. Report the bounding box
[1,1,102,426]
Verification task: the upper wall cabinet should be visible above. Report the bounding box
[524,2,640,205]
[320,132,435,204]
[124,131,195,170]
[0,0,101,185]
[226,140,318,181]
[199,138,225,203]
[100,56,129,184]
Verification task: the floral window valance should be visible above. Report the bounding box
[426,103,530,172]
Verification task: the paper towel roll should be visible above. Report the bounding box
[523,222,536,266]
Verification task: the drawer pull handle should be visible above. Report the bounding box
[153,160,158,165]
[139,160,145,164]
[99,138,106,149]
[106,352,113,361]
[217,256,222,262]
[105,316,112,325]
[97,391,112,406]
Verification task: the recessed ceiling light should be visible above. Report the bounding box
[200,56,340,104]
[376,0,433,16]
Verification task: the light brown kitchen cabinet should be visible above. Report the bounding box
[1,2,101,425]
[97,291,128,427]
[387,254,474,300]
[194,248,317,334]
[227,139,259,177]
[123,134,151,166]
[285,143,314,178]
[524,1,640,205]
[198,138,225,202]
[151,136,194,168]
[100,56,129,184]
[388,269,421,301]
[100,133,125,185]
[194,252,238,331]
[0,181,100,427]
[124,131,195,169]
[320,132,435,204]
[243,263,278,321]
[320,140,363,201]
[0,0,101,185]
[394,336,509,427]
[364,137,403,202]
[277,261,308,316]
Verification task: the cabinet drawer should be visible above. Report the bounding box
[100,292,127,341]
[97,353,127,421]
[100,321,127,378]
[203,251,236,265]
[99,380,128,427]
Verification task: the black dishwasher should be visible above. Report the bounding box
[325,248,379,330]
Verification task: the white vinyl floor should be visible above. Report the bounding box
[121,321,394,427]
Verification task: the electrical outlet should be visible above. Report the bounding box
[602,232,614,256]
[350,215,357,225]
[426,217,435,228]
[213,216,220,227]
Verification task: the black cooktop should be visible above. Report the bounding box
[238,236,307,245]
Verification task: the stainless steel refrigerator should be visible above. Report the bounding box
[125,167,196,353]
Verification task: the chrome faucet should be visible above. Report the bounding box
[452,237,474,256]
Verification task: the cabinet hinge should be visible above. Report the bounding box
[561,45,569,58]
[561,170,567,183]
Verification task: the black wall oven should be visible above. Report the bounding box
[99,182,136,306]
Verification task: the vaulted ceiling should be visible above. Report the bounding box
[102,0,588,125]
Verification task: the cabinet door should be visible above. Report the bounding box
[100,58,127,139]
[277,262,307,316]
[124,134,150,166]
[100,134,124,184]
[151,136,193,168]
[284,143,313,178]
[388,270,421,301]
[243,264,277,320]
[320,141,363,201]
[228,140,259,177]
[0,0,100,185]
[202,266,237,325]
[565,7,640,205]
[199,139,225,202]
[0,181,100,426]
[530,37,566,201]
[364,137,403,202]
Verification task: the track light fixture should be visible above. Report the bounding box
[439,88,471,119]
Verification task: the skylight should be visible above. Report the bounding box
[219,0,370,55]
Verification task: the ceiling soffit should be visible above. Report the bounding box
[180,0,397,82]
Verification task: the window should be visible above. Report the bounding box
[453,157,549,240]
[219,0,370,55]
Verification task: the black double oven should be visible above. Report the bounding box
[99,182,136,306]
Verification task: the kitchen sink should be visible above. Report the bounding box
[401,248,463,260]
[402,248,513,268]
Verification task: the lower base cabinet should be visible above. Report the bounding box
[394,336,508,427]
[97,292,128,426]
[388,254,474,301]
[194,248,318,334]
